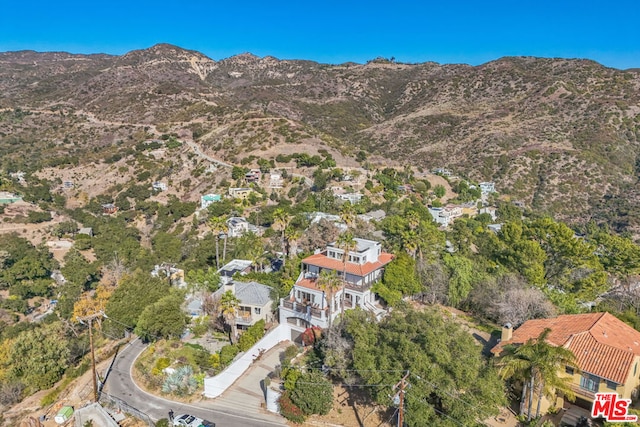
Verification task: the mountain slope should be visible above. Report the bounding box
[1,44,639,231]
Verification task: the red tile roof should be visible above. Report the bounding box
[491,312,640,384]
[301,252,395,277]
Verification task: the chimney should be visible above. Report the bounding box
[501,323,513,342]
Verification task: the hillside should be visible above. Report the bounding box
[1,44,639,232]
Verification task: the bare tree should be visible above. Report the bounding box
[492,275,556,326]
[415,259,449,304]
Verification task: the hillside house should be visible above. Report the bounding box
[226,217,250,238]
[9,171,26,184]
[152,182,167,191]
[200,193,221,210]
[337,192,363,204]
[279,238,394,331]
[479,206,498,221]
[245,169,261,183]
[429,204,463,227]
[480,181,496,194]
[151,263,186,287]
[101,203,118,215]
[0,192,22,204]
[214,280,274,328]
[228,187,252,200]
[218,259,253,284]
[491,312,640,414]
[269,173,283,188]
[78,227,93,237]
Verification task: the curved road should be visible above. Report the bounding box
[102,338,286,427]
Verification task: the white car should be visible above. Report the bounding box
[173,414,215,427]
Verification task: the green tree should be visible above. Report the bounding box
[497,328,578,420]
[289,370,333,416]
[208,216,227,270]
[336,232,357,320]
[529,217,607,302]
[443,254,474,307]
[433,184,446,198]
[273,209,292,265]
[8,322,71,391]
[61,249,98,290]
[375,253,420,306]
[135,292,188,341]
[104,270,170,337]
[151,232,183,263]
[341,308,505,426]
[220,290,240,344]
[186,268,221,294]
[317,270,341,329]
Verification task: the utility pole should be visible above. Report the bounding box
[77,312,103,402]
[393,371,411,427]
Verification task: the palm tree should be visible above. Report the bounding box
[272,208,291,266]
[401,230,418,259]
[317,270,341,329]
[209,216,227,270]
[498,328,579,420]
[336,232,357,321]
[284,226,302,260]
[339,203,357,230]
[220,290,240,344]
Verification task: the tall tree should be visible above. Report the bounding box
[273,209,292,265]
[443,253,474,307]
[336,232,357,320]
[498,328,578,420]
[220,290,240,344]
[339,203,357,229]
[284,226,302,260]
[208,216,227,270]
[317,270,341,329]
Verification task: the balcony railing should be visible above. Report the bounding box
[281,299,327,320]
[568,383,596,401]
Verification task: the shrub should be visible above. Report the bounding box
[219,344,240,366]
[278,390,306,424]
[152,357,171,375]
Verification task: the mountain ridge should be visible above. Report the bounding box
[1,44,639,232]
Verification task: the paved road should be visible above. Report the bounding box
[102,338,287,427]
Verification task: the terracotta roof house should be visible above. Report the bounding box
[492,312,640,410]
[279,238,394,332]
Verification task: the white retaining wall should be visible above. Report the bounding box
[203,323,291,398]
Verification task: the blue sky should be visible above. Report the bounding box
[1,1,638,69]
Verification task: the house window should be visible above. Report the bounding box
[254,307,261,315]
[300,291,314,304]
[605,380,617,390]
[580,374,600,393]
[565,366,574,375]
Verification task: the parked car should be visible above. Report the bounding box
[173,414,215,427]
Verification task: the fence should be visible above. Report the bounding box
[99,391,155,426]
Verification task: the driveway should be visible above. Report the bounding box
[102,338,287,426]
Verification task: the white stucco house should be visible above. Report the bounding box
[279,238,394,331]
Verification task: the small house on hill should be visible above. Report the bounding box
[214,280,274,328]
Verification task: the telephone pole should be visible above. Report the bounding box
[393,371,410,427]
[77,312,103,402]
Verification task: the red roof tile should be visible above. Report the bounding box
[301,252,394,277]
[491,312,640,384]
